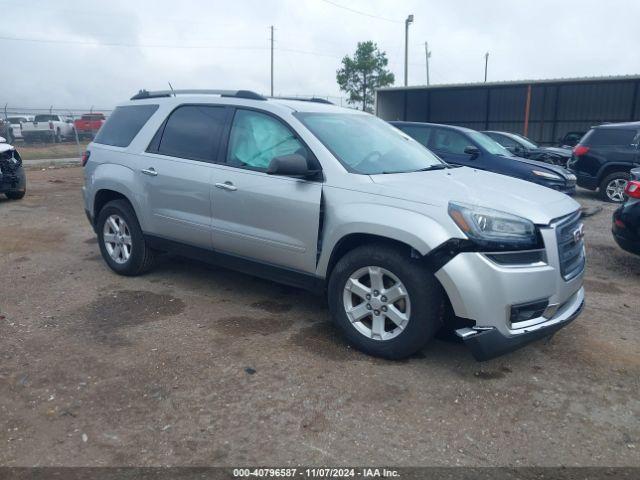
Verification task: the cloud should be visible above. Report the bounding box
[0,0,638,113]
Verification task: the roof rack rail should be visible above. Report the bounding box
[130,89,266,101]
[271,96,334,105]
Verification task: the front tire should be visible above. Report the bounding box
[328,244,444,359]
[600,171,630,203]
[96,199,156,276]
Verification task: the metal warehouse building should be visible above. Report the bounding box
[375,75,640,145]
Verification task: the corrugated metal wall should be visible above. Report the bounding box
[376,78,640,145]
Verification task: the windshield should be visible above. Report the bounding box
[468,131,514,156]
[295,112,444,174]
[512,133,538,149]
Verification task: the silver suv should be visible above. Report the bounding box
[82,89,585,360]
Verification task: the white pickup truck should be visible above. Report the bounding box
[22,114,75,143]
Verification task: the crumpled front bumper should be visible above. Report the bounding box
[457,287,584,361]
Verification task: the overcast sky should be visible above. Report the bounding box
[1,0,639,112]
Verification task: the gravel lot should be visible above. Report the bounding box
[0,167,638,467]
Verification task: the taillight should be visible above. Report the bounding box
[624,180,640,199]
[573,144,590,156]
[81,150,91,167]
[49,121,54,130]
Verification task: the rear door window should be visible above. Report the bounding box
[94,104,158,147]
[156,105,227,162]
[582,128,638,146]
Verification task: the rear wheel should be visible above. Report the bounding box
[600,171,630,203]
[328,244,444,359]
[5,190,25,200]
[96,199,157,275]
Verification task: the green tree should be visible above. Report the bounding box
[336,41,395,112]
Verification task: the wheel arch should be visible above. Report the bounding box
[89,162,145,229]
[597,163,635,184]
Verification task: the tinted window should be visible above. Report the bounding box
[94,105,158,147]
[227,109,307,170]
[396,125,432,148]
[582,128,638,146]
[156,105,226,161]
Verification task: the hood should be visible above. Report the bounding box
[508,154,570,177]
[0,143,15,154]
[369,166,580,225]
[539,146,572,157]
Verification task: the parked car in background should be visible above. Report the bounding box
[559,131,585,148]
[0,119,14,143]
[612,167,640,255]
[6,116,34,141]
[567,122,640,202]
[82,89,585,361]
[483,130,572,166]
[74,113,106,139]
[0,136,26,200]
[22,114,75,143]
[390,122,577,194]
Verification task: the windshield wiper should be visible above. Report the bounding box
[381,164,450,174]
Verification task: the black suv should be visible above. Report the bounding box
[567,122,640,202]
[390,122,576,194]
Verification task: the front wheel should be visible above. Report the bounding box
[328,244,444,359]
[600,171,630,203]
[96,199,157,275]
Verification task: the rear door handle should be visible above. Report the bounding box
[215,182,237,191]
[141,167,158,176]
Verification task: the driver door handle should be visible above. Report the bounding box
[215,181,237,191]
[141,167,158,176]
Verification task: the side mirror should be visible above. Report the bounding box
[267,154,319,178]
[464,145,480,158]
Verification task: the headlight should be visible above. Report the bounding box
[448,202,540,249]
[532,170,563,181]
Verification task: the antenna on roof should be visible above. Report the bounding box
[168,82,176,97]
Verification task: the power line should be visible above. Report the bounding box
[317,0,402,23]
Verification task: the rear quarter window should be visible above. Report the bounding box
[582,128,638,147]
[94,104,158,147]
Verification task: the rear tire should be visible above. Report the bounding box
[5,190,25,200]
[328,244,444,359]
[96,199,156,276]
[599,171,630,203]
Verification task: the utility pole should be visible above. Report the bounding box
[424,41,431,86]
[404,14,414,86]
[270,26,274,97]
[484,52,489,83]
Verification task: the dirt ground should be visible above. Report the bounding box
[0,167,638,467]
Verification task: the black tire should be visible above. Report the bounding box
[96,199,156,276]
[55,129,62,143]
[599,171,630,203]
[328,244,444,359]
[5,190,25,200]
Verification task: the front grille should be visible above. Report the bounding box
[555,211,585,280]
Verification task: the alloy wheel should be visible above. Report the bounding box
[606,178,628,202]
[342,266,411,341]
[103,214,132,264]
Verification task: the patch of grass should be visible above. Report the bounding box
[17,141,89,160]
